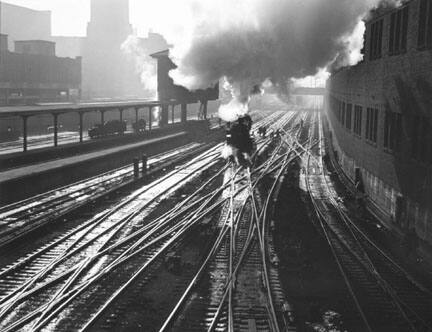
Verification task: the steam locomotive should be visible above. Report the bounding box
[225,115,254,167]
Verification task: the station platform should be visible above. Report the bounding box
[0,131,189,205]
[1,132,185,182]
[0,123,188,170]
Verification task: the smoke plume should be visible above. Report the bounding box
[166,0,401,120]
[121,35,158,94]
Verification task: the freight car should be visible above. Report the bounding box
[132,119,147,134]
[88,120,127,139]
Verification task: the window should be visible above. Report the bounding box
[384,111,402,151]
[341,102,346,125]
[411,115,432,163]
[354,106,363,136]
[389,6,409,55]
[418,0,432,49]
[366,108,378,143]
[330,95,339,120]
[346,103,352,130]
[411,115,420,158]
[370,19,384,60]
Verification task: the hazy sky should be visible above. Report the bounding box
[2,0,187,37]
[2,0,375,90]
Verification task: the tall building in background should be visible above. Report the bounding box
[0,1,51,50]
[82,0,141,99]
[1,0,169,100]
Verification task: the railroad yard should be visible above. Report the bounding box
[0,109,430,332]
[2,0,432,330]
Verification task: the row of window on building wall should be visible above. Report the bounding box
[369,0,432,60]
[328,95,432,165]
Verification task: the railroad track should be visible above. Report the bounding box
[0,142,210,245]
[0,143,226,331]
[158,112,301,332]
[0,132,87,154]
[303,112,432,331]
[0,142,203,218]
[0,112,290,331]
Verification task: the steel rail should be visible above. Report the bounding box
[303,112,428,331]
[3,150,262,330]
[0,147,222,311]
[0,145,223,326]
[0,142,203,218]
[312,112,429,331]
[0,144,217,280]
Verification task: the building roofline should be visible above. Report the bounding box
[366,0,412,23]
[14,40,56,44]
[0,1,51,14]
[150,49,170,58]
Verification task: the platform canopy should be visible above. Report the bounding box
[0,100,163,118]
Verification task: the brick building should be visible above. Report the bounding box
[326,0,432,245]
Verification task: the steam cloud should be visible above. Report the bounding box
[121,35,158,96]
[166,0,401,120]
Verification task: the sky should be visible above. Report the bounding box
[2,0,185,37]
[2,0,382,92]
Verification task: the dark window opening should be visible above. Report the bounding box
[370,19,384,60]
[389,5,409,55]
[341,102,346,126]
[418,0,432,49]
[384,111,402,152]
[411,116,420,159]
[354,105,363,136]
[366,107,379,143]
[411,115,432,163]
[346,103,352,130]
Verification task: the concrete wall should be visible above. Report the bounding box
[326,0,432,244]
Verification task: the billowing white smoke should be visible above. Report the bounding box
[219,99,249,122]
[121,35,158,95]
[165,0,401,120]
